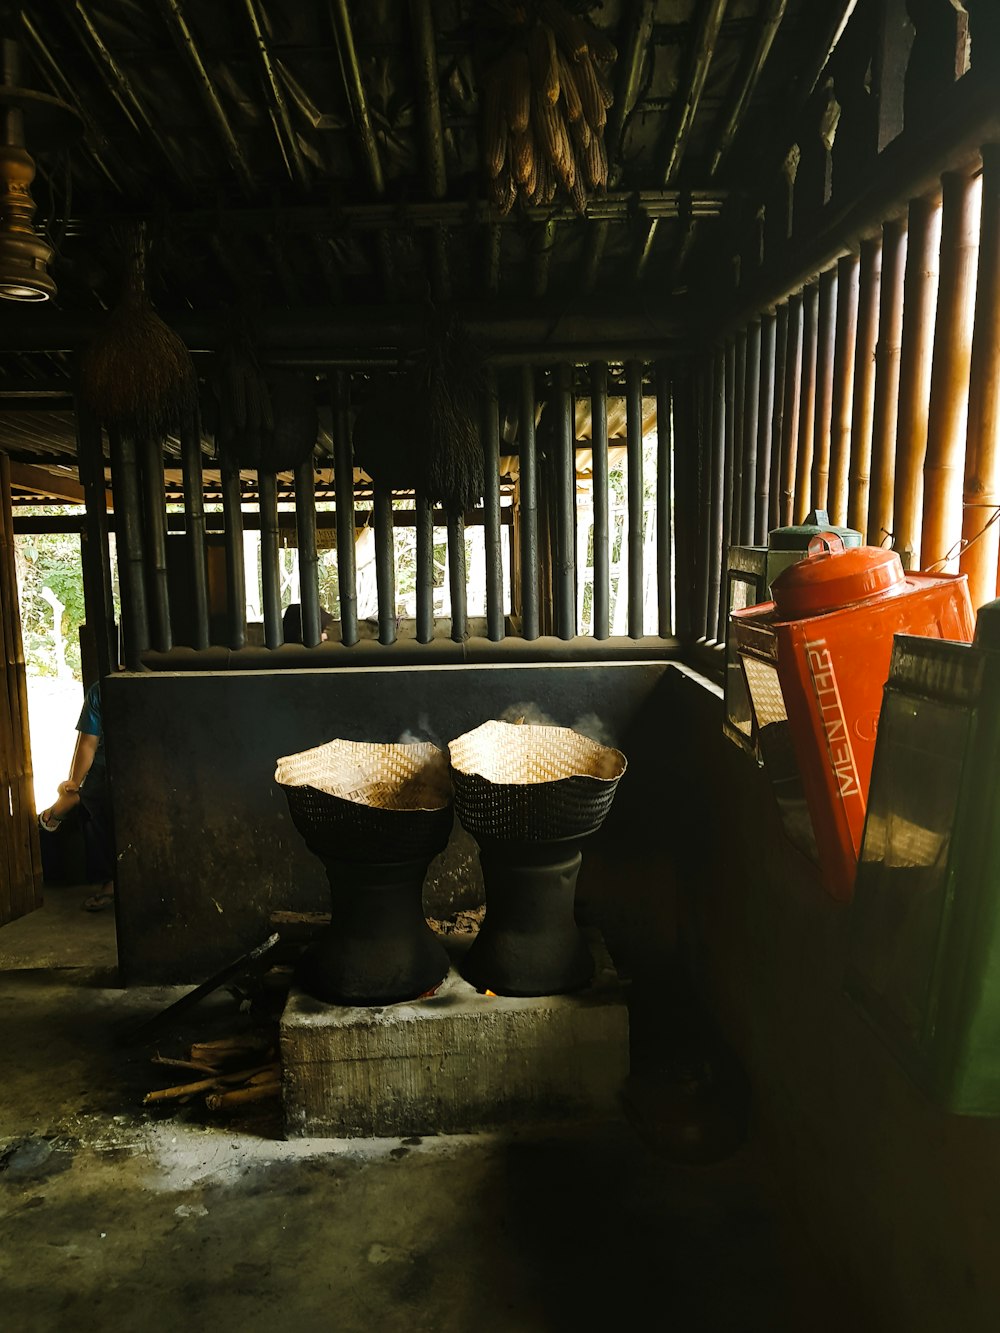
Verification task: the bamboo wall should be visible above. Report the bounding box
[88,361,678,671]
[682,145,1000,645]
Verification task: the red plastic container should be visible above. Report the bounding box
[732,536,975,900]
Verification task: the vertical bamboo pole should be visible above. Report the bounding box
[415,494,433,643]
[294,452,321,646]
[731,330,747,547]
[179,409,210,651]
[672,370,697,642]
[811,266,839,513]
[768,302,788,532]
[518,364,539,640]
[655,362,673,636]
[482,365,504,640]
[591,361,610,639]
[447,512,467,642]
[848,237,883,532]
[625,359,644,639]
[708,348,726,641]
[696,367,713,639]
[794,283,819,522]
[721,337,736,566]
[755,313,776,542]
[139,434,171,653]
[76,405,116,673]
[962,144,1000,606]
[331,371,358,646]
[259,471,282,648]
[828,253,860,526]
[741,320,761,544]
[868,216,908,545]
[0,452,41,915]
[374,485,397,645]
[219,465,246,653]
[893,195,942,565]
[554,362,576,639]
[779,294,803,526]
[108,429,150,668]
[922,170,980,572]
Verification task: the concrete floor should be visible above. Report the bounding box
[0,887,846,1333]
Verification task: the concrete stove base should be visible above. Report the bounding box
[280,929,629,1138]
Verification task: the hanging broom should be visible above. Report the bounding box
[78,223,198,441]
[353,314,486,511]
[417,314,486,513]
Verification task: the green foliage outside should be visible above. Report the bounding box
[14,507,86,682]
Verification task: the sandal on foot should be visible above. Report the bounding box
[81,892,114,912]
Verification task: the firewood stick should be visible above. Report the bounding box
[205,1082,281,1110]
[188,1036,273,1062]
[143,1076,220,1104]
[152,1054,219,1075]
[142,1063,279,1105]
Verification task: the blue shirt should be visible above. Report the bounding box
[76,681,107,793]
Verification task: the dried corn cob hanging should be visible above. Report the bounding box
[479,0,616,217]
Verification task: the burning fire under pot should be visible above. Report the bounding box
[449,721,627,997]
[275,739,453,1005]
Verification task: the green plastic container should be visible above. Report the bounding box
[724,511,862,753]
[846,599,1000,1114]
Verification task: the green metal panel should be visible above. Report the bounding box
[846,603,1000,1114]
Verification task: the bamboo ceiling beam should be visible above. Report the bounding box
[155,0,255,195]
[22,15,123,194]
[791,0,859,111]
[243,0,309,192]
[328,0,385,197]
[662,0,729,187]
[408,0,447,200]
[637,0,728,278]
[52,190,724,240]
[0,302,686,357]
[68,1,191,188]
[606,0,657,187]
[709,0,789,178]
[7,462,90,506]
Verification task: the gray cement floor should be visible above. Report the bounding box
[1,886,846,1333]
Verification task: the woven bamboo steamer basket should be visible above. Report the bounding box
[275,738,453,862]
[448,720,626,842]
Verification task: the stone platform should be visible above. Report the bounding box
[280,930,630,1138]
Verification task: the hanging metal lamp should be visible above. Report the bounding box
[0,9,81,301]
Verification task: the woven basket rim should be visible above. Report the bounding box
[274,737,452,812]
[448,720,627,786]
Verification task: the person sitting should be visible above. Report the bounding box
[282,603,334,644]
[39,679,116,912]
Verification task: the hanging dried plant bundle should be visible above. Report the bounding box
[416,317,486,512]
[78,224,197,441]
[481,0,617,216]
[353,316,486,512]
